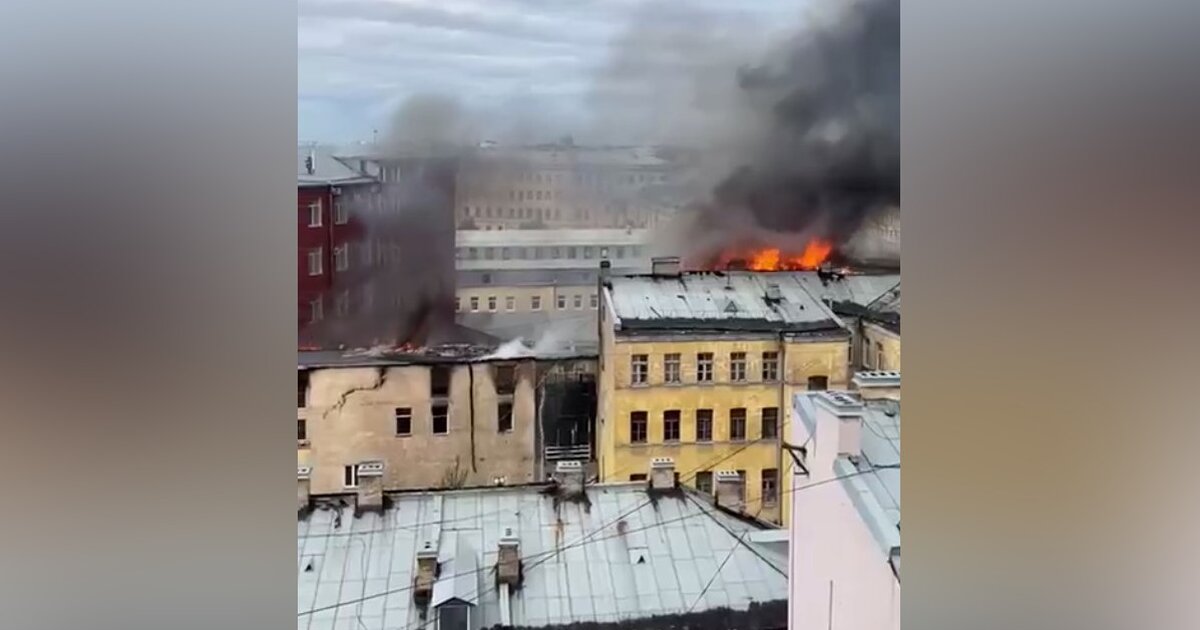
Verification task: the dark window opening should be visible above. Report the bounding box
[761,407,779,439]
[494,364,516,395]
[730,408,747,441]
[498,402,513,433]
[438,603,472,630]
[431,366,451,398]
[298,419,307,441]
[630,474,647,482]
[395,407,412,436]
[432,404,449,434]
[762,468,779,505]
[696,471,713,494]
[298,371,309,408]
[696,409,713,442]
[807,375,829,391]
[663,410,681,442]
[630,411,647,444]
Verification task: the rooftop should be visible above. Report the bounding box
[298,144,375,187]
[793,274,900,308]
[297,482,787,629]
[456,311,599,358]
[605,271,859,334]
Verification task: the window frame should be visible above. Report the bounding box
[629,411,648,444]
[663,410,681,442]
[761,407,779,439]
[395,407,412,436]
[730,352,747,382]
[630,354,649,385]
[695,409,713,442]
[308,199,322,227]
[730,408,747,441]
[307,247,323,276]
[343,464,359,488]
[761,351,779,381]
[663,353,681,384]
[696,352,714,383]
[432,404,449,435]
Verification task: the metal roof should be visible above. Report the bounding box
[839,399,900,558]
[298,144,376,186]
[297,483,786,630]
[792,274,900,308]
[606,271,850,333]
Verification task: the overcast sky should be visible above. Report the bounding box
[298,0,802,144]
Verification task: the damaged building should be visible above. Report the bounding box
[298,345,598,497]
[297,458,787,630]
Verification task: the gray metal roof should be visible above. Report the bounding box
[297,483,786,630]
[793,274,900,308]
[298,144,376,186]
[838,399,900,558]
[606,271,850,333]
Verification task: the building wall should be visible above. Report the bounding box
[862,322,901,371]
[456,284,599,315]
[596,331,849,526]
[790,400,900,630]
[298,361,538,494]
[297,182,379,331]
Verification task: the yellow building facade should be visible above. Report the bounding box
[862,321,901,371]
[597,269,853,525]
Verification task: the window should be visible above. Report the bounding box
[730,352,747,381]
[573,294,582,309]
[431,366,451,398]
[875,342,886,369]
[439,603,472,630]
[630,411,647,443]
[484,247,496,260]
[501,247,511,260]
[308,298,323,323]
[696,409,713,442]
[455,297,461,312]
[631,354,648,385]
[307,248,323,276]
[308,200,322,227]
[505,296,516,312]
[615,246,625,258]
[335,290,350,316]
[590,293,598,309]
[697,353,713,382]
[695,471,713,494]
[663,410,680,442]
[498,402,513,432]
[487,296,497,312]
[343,464,359,488]
[761,407,779,439]
[531,295,542,311]
[298,419,307,441]
[494,364,515,395]
[395,408,412,436]
[557,294,567,310]
[567,247,577,259]
[333,245,349,272]
[807,375,829,391]
[730,408,747,441]
[469,296,480,312]
[298,372,308,407]
[663,353,681,383]
[762,468,779,505]
[334,199,348,224]
[630,473,648,482]
[583,246,594,259]
[432,404,449,434]
[762,351,779,381]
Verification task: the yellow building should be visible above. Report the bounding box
[597,265,857,525]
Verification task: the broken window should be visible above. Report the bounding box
[432,404,449,434]
[807,375,829,391]
[730,352,747,381]
[697,353,713,382]
[431,366,451,398]
[630,411,647,443]
[761,407,779,439]
[297,419,307,441]
[696,409,713,442]
[695,471,713,494]
[630,354,648,385]
[730,408,747,441]
[498,402,513,433]
[762,351,779,381]
[663,410,680,442]
[494,364,516,395]
[298,371,309,408]
[762,469,779,505]
[663,353,681,383]
[395,407,412,436]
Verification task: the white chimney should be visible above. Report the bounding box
[651,256,681,276]
[714,470,744,512]
[852,370,901,401]
[355,460,385,514]
[649,457,676,490]
[814,391,865,457]
[297,466,312,513]
[765,283,783,302]
[413,541,439,603]
[555,460,585,495]
[497,527,521,586]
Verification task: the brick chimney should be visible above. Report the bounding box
[413,541,439,604]
[714,470,744,512]
[497,527,521,586]
[851,370,900,401]
[649,457,676,491]
[355,460,385,515]
[814,391,865,457]
[297,466,312,513]
[555,460,585,495]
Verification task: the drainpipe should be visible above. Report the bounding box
[777,330,787,524]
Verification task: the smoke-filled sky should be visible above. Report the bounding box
[298,0,802,143]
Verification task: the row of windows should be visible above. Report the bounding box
[297,403,515,446]
[306,241,405,277]
[464,171,667,188]
[627,408,779,444]
[628,468,779,506]
[456,244,645,262]
[457,292,598,313]
[629,351,827,386]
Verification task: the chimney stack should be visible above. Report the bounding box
[413,541,439,603]
[814,391,865,457]
[651,256,681,277]
[714,470,744,512]
[554,460,585,495]
[851,370,901,401]
[297,466,312,514]
[355,460,385,515]
[497,527,521,586]
[765,283,783,302]
[649,457,676,491]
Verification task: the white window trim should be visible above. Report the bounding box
[334,199,348,225]
[334,245,350,272]
[308,200,322,227]
[470,297,480,312]
[531,296,542,311]
[308,248,323,276]
[344,464,359,488]
[309,298,323,324]
[505,296,516,312]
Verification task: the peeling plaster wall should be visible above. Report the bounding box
[300,361,538,494]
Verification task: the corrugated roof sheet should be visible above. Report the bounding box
[297,483,786,630]
[793,274,900,307]
[607,271,851,332]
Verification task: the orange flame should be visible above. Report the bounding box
[741,239,833,271]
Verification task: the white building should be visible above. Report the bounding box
[789,374,900,630]
[455,228,652,271]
